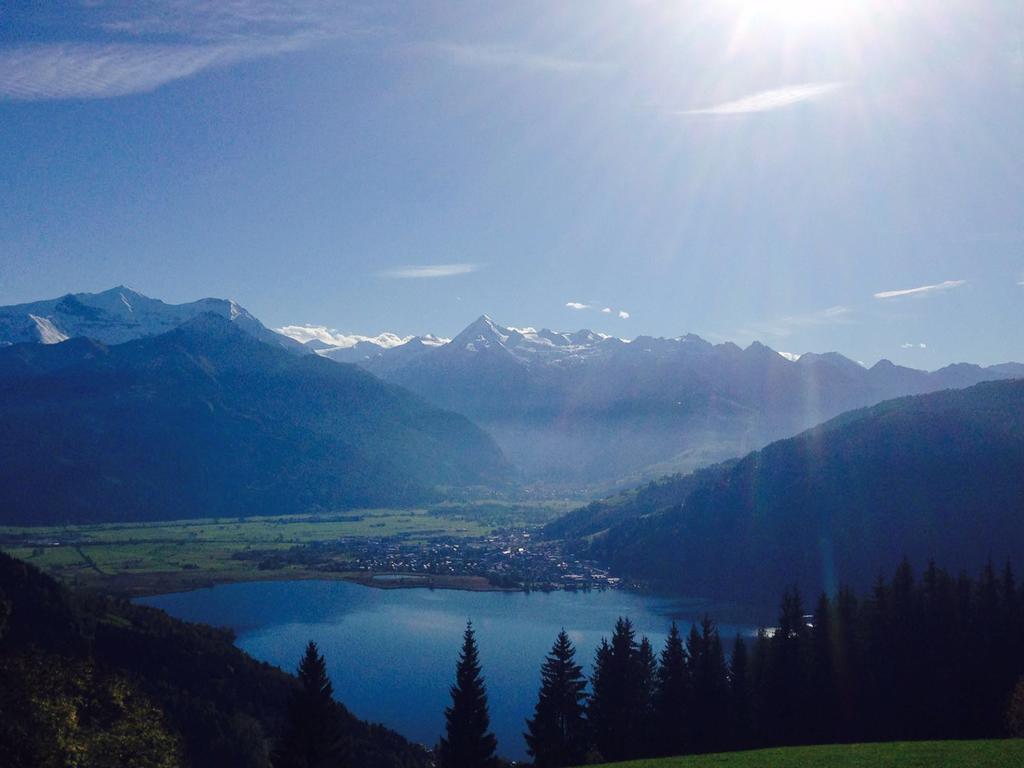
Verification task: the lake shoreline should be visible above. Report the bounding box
[78,569,768,625]
[137,576,762,760]
[81,567,533,599]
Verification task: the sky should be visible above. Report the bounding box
[1,0,1022,367]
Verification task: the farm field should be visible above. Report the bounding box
[0,500,571,596]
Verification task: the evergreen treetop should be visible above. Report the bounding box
[438,621,498,768]
[272,641,348,768]
[525,629,589,768]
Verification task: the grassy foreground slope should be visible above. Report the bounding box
[589,740,1024,768]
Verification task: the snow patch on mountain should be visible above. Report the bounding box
[275,324,440,350]
[0,287,303,353]
[28,314,69,344]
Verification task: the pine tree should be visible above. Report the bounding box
[687,617,729,753]
[764,587,809,745]
[653,622,690,756]
[273,641,348,768]
[729,635,751,748]
[1007,675,1024,737]
[635,635,658,757]
[588,617,641,762]
[808,593,837,743]
[438,621,498,768]
[524,630,589,768]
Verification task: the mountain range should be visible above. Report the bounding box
[0,286,304,353]
[3,287,1021,495]
[0,314,505,525]
[306,314,1024,488]
[580,378,1024,605]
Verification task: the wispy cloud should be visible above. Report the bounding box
[379,263,482,279]
[679,82,845,116]
[618,310,630,319]
[738,305,853,339]
[417,42,606,74]
[0,1,350,101]
[601,307,612,314]
[94,0,353,39]
[901,342,928,349]
[779,305,853,328]
[565,301,590,310]
[874,280,966,299]
[0,38,314,100]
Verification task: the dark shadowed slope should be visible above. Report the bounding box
[0,551,429,768]
[591,379,1024,605]
[540,461,737,542]
[0,314,507,524]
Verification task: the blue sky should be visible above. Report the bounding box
[1,0,1021,366]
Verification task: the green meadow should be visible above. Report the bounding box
[0,500,571,595]
[589,740,1024,768]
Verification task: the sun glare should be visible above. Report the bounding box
[734,0,865,27]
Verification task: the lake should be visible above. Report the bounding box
[139,580,758,760]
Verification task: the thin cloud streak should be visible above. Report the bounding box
[96,0,354,39]
[679,82,846,116]
[0,1,351,101]
[566,302,590,310]
[0,37,313,100]
[379,263,482,279]
[417,42,607,74]
[874,280,966,299]
[737,305,853,339]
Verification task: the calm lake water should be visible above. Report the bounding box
[139,580,758,760]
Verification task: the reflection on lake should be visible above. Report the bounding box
[139,580,757,760]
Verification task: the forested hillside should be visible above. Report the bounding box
[0,314,507,525]
[0,551,429,768]
[517,560,1024,766]
[590,379,1024,603]
[541,462,735,542]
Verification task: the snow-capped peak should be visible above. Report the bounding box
[276,325,418,350]
[0,287,303,353]
[450,315,511,351]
